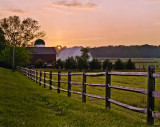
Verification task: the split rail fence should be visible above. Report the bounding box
[17,66,160,125]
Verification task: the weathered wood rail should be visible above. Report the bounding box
[17,66,160,125]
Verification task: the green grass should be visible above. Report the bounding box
[98,58,160,71]
[0,67,160,127]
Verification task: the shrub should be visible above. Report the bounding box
[89,59,101,70]
[55,59,64,69]
[126,58,135,69]
[76,56,88,70]
[115,59,125,70]
[103,59,112,70]
[64,57,77,69]
[34,59,44,68]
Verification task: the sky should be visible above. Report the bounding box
[0,0,160,47]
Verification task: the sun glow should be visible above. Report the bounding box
[57,45,62,50]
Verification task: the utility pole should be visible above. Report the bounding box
[12,35,15,72]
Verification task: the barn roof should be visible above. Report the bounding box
[57,46,93,61]
[27,47,57,54]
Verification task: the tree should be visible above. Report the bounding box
[0,15,45,47]
[126,58,135,69]
[81,47,90,60]
[103,59,112,70]
[64,57,77,69]
[55,59,64,69]
[115,59,125,70]
[89,59,101,70]
[0,27,6,53]
[34,59,44,68]
[1,46,30,67]
[76,56,88,69]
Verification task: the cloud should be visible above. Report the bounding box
[8,8,28,14]
[52,0,97,9]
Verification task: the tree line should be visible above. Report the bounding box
[56,58,135,70]
[54,48,135,70]
[90,45,160,58]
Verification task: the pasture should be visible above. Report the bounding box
[22,66,160,126]
[36,68,160,118]
[1,67,160,126]
[98,58,160,71]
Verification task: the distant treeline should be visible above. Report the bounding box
[90,45,160,58]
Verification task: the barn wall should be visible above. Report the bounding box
[30,54,56,66]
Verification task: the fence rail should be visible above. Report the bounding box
[17,66,160,125]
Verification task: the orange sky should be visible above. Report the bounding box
[1,0,160,47]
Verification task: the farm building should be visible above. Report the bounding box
[27,39,57,66]
[57,46,93,61]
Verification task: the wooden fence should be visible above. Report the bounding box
[17,66,160,125]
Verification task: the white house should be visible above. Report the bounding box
[57,46,93,61]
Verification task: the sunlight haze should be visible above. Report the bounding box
[1,0,160,47]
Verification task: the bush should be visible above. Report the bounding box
[55,59,64,69]
[103,59,112,70]
[89,59,101,70]
[34,59,44,68]
[76,56,88,70]
[1,46,30,67]
[115,59,125,70]
[64,57,77,69]
[126,59,135,69]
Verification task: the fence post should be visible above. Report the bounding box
[31,70,33,80]
[105,67,111,109]
[28,69,29,78]
[32,70,34,80]
[39,70,42,85]
[68,71,71,97]
[34,70,35,82]
[50,71,52,90]
[147,65,155,125]
[25,68,26,76]
[57,71,61,93]
[32,70,34,81]
[36,71,38,84]
[82,70,86,102]
[21,69,24,74]
[30,70,32,79]
[30,69,31,79]
[23,69,25,74]
[44,71,46,88]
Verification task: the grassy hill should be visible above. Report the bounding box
[0,67,159,127]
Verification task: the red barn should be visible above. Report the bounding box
[27,39,57,67]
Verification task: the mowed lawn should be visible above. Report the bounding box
[0,67,159,127]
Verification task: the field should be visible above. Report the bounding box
[1,67,160,127]
[98,58,160,71]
